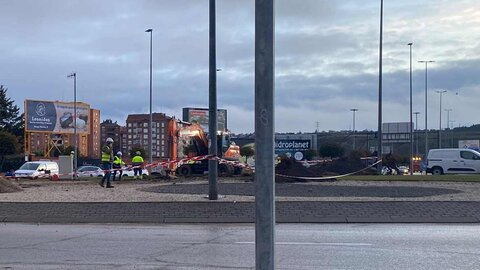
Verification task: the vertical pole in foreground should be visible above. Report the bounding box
[208,0,218,200]
[377,0,383,171]
[255,0,275,269]
[408,43,413,175]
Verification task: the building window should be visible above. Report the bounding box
[161,134,165,139]
[162,122,165,127]
[143,123,148,127]
[128,135,132,139]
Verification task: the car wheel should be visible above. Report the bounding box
[432,167,443,175]
[177,165,192,177]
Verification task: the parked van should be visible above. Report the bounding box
[427,148,480,175]
[14,161,59,180]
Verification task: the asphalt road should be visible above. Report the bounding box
[1,223,479,269]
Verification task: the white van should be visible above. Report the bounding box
[14,161,59,180]
[427,148,480,175]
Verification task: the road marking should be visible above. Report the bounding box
[235,242,372,246]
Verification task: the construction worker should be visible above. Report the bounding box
[100,137,114,188]
[112,151,125,181]
[132,151,144,180]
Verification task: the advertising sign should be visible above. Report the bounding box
[182,108,227,133]
[25,100,90,134]
[275,139,311,161]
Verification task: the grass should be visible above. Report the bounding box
[342,174,480,182]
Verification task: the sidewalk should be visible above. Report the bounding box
[1,201,479,223]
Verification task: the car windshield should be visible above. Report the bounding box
[19,163,40,170]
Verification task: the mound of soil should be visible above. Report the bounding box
[309,157,376,176]
[275,157,376,182]
[0,178,23,193]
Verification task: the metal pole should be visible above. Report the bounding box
[145,28,153,164]
[377,0,383,170]
[408,43,413,175]
[414,112,420,156]
[418,60,434,157]
[350,108,358,150]
[255,0,275,268]
[445,109,452,147]
[208,0,218,200]
[67,72,77,178]
[435,90,446,148]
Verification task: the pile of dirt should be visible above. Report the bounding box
[309,157,376,176]
[275,157,376,182]
[0,177,23,193]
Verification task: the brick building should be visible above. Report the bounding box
[125,113,171,159]
[100,119,121,153]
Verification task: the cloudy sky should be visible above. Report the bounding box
[2,0,479,133]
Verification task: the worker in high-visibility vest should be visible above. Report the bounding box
[112,151,125,181]
[100,137,114,188]
[131,151,144,180]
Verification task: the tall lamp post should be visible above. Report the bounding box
[377,0,384,170]
[208,0,218,200]
[445,109,452,147]
[67,72,77,178]
[418,60,434,157]
[350,108,358,150]
[435,90,447,148]
[407,42,413,175]
[145,28,153,164]
[414,112,420,156]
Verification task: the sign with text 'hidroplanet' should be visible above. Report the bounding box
[25,99,90,134]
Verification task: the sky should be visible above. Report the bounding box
[1,0,479,133]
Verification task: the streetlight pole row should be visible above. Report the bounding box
[418,60,434,157]
[145,28,153,164]
[350,108,358,150]
[67,72,77,178]
[435,90,447,148]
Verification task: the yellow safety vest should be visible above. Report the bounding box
[132,155,144,164]
[101,145,112,162]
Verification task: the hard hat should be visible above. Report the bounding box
[136,151,141,155]
[117,151,122,156]
[106,137,114,143]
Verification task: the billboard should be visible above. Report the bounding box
[382,122,412,143]
[25,100,90,134]
[275,139,311,161]
[182,108,227,133]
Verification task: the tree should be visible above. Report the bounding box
[304,149,318,160]
[240,145,255,159]
[0,131,19,171]
[0,85,24,138]
[319,143,345,158]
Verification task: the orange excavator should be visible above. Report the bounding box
[166,118,242,176]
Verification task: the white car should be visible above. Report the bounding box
[427,148,480,175]
[121,168,149,178]
[76,166,105,178]
[15,161,59,180]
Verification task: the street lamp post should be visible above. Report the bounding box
[445,108,452,147]
[208,0,218,200]
[435,90,447,148]
[414,112,420,156]
[350,109,358,150]
[67,72,77,179]
[145,28,153,164]
[377,0,384,171]
[418,60,434,157]
[408,43,413,175]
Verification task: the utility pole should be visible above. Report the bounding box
[414,112,420,156]
[255,0,275,268]
[145,28,153,164]
[408,43,413,175]
[445,109,452,147]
